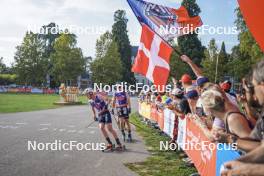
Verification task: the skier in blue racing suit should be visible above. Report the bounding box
[112,84,132,142]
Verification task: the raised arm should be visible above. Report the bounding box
[180,55,203,77]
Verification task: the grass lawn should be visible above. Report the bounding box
[0,93,87,113]
[126,113,197,176]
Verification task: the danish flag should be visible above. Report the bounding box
[132,24,173,87]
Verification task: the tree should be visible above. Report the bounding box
[235,8,263,61]
[95,31,112,59]
[201,39,218,82]
[14,32,48,86]
[227,8,264,81]
[0,57,7,74]
[169,45,190,80]
[38,22,61,58]
[0,74,17,85]
[216,42,230,81]
[51,33,85,84]
[112,10,135,84]
[178,0,205,77]
[228,46,252,81]
[91,42,122,85]
[38,23,63,87]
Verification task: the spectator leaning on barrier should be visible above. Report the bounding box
[221,59,264,176]
[180,74,194,92]
[221,80,237,98]
[201,88,252,138]
[195,76,210,117]
[185,89,199,114]
[167,88,191,117]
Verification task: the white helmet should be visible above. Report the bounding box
[83,88,94,95]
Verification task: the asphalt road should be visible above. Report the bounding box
[0,97,149,176]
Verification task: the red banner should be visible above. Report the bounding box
[185,117,216,176]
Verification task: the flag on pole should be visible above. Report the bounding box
[132,24,173,88]
[128,0,203,87]
[127,0,203,44]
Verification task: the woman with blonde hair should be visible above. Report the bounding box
[201,89,252,138]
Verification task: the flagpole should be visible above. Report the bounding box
[215,52,219,83]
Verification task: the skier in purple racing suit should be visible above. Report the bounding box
[86,88,123,150]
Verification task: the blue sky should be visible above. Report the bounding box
[0,0,239,66]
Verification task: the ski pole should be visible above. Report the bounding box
[85,118,97,128]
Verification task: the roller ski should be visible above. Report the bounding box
[102,144,115,152]
[114,144,126,152]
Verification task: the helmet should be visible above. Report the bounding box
[83,88,94,95]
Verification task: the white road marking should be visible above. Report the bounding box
[94,157,105,168]
[40,124,51,126]
[59,129,66,132]
[89,131,95,134]
[16,122,27,125]
[0,125,18,129]
[67,125,75,128]
[39,128,48,131]
[53,128,57,131]
[78,130,84,134]
[63,154,71,157]
[86,127,98,129]
[67,130,76,133]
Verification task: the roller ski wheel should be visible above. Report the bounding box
[115,144,126,152]
[102,144,115,152]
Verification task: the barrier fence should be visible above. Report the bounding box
[0,87,57,94]
[138,102,241,176]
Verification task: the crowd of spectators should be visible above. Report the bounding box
[138,55,264,176]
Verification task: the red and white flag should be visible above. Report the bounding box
[132,24,173,88]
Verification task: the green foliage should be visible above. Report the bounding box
[91,42,122,85]
[0,74,17,85]
[178,0,205,77]
[38,23,61,58]
[95,31,112,59]
[126,113,197,176]
[227,8,264,81]
[169,45,190,80]
[201,39,230,82]
[181,0,201,17]
[14,32,48,86]
[201,39,218,82]
[112,10,135,84]
[51,33,85,83]
[0,57,7,74]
